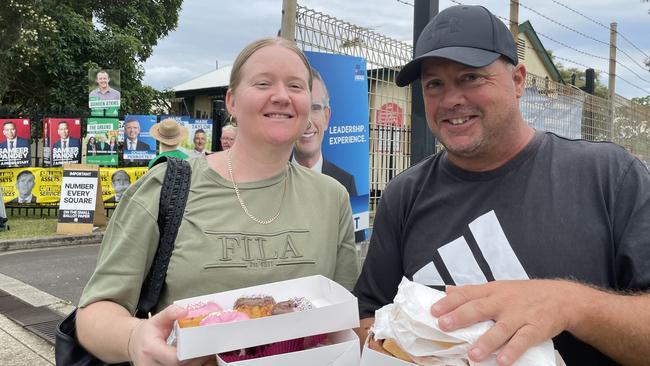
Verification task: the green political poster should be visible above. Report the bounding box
[85,117,119,166]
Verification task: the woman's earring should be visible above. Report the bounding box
[227,115,237,127]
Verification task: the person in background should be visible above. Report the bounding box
[220,123,237,150]
[354,5,650,365]
[76,37,359,366]
[147,118,189,169]
[293,67,363,242]
[190,128,208,156]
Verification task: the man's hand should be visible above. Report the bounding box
[430,280,584,366]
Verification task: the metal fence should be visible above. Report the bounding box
[295,4,650,236]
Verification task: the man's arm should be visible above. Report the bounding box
[354,317,375,348]
[431,280,650,366]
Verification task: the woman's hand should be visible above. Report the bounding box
[128,304,216,366]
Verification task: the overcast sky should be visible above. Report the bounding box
[142,0,650,99]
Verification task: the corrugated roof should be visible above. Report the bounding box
[172,65,233,92]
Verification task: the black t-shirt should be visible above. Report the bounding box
[354,131,650,365]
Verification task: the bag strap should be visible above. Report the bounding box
[135,157,191,318]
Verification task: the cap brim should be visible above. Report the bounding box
[395,47,501,87]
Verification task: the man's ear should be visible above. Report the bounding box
[513,63,527,98]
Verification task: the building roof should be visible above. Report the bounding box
[172,64,233,92]
[518,21,564,84]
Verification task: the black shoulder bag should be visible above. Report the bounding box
[55,157,192,366]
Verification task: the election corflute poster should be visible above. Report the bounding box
[57,164,105,234]
[306,51,370,242]
[43,117,82,167]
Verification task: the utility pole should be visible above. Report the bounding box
[410,0,439,166]
[280,0,297,42]
[608,22,617,139]
[509,0,520,41]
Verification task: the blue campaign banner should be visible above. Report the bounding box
[306,51,370,238]
[123,115,157,162]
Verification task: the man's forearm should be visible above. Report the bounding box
[568,285,650,365]
[354,317,375,349]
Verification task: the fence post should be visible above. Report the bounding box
[608,22,617,139]
[280,0,297,42]
[410,0,439,166]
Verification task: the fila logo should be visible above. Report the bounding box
[413,210,529,286]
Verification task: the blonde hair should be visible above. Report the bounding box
[229,37,313,94]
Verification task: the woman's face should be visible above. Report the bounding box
[110,136,116,143]
[89,137,95,143]
[226,44,311,148]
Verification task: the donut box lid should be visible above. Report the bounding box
[174,275,360,361]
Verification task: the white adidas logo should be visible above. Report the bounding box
[413,210,529,286]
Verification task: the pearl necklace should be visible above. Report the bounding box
[227,149,287,225]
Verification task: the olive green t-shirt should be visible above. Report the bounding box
[79,155,359,314]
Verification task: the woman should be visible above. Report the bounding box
[76,37,359,365]
[86,136,97,156]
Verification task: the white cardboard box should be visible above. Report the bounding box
[360,339,415,366]
[216,329,360,366]
[174,275,360,360]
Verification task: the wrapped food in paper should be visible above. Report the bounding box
[372,277,557,366]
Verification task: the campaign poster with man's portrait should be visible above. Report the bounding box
[85,117,119,166]
[122,115,156,164]
[305,52,370,243]
[43,118,82,167]
[161,115,212,156]
[0,118,31,168]
[98,167,147,204]
[88,69,121,117]
[0,167,62,204]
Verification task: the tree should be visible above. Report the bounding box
[0,0,182,140]
[545,49,609,98]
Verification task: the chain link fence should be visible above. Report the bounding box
[295,4,650,242]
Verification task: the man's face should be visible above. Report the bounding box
[295,78,330,159]
[96,72,110,90]
[420,58,525,164]
[193,132,206,150]
[16,172,35,196]
[125,121,140,140]
[3,123,17,140]
[220,130,236,150]
[58,123,70,139]
[112,172,130,194]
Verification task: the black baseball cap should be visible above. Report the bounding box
[396,5,518,87]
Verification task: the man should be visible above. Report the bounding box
[89,70,121,101]
[1,121,30,149]
[124,119,151,151]
[10,170,37,203]
[293,68,363,242]
[52,121,80,149]
[147,118,189,169]
[354,5,650,366]
[220,124,237,150]
[106,170,131,203]
[190,128,208,156]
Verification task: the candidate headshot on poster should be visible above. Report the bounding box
[1,119,31,168]
[89,69,121,101]
[11,170,37,204]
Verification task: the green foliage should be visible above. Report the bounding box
[0,0,182,141]
[546,49,609,98]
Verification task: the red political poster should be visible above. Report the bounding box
[43,117,82,167]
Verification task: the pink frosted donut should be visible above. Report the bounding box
[200,310,250,325]
[186,301,222,318]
